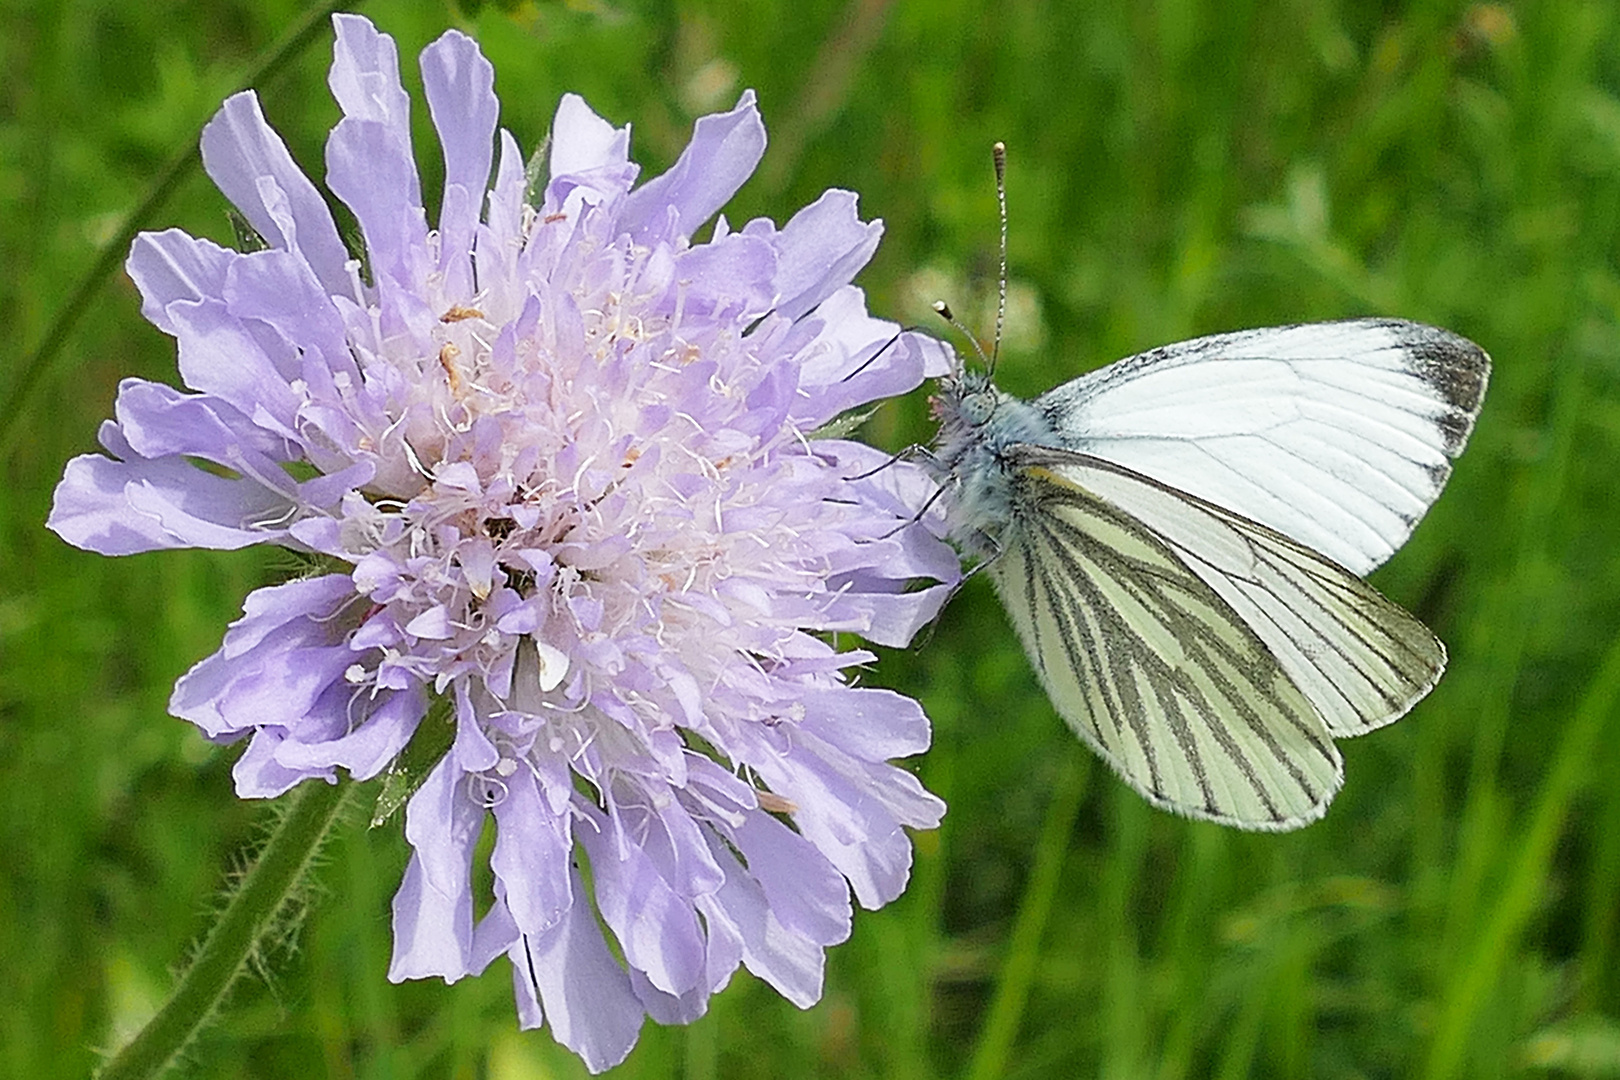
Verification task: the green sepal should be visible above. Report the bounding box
[225,208,269,254]
[807,406,879,440]
[370,693,457,828]
[337,213,374,289]
[524,132,552,208]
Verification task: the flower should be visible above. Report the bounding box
[49,14,960,1072]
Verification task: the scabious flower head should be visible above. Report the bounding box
[49,14,959,1072]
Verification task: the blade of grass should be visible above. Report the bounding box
[1422,630,1620,1080]
[0,0,360,462]
[966,750,1087,1080]
[1439,289,1589,995]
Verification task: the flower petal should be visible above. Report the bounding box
[620,89,765,242]
[727,809,851,947]
[789,286,933,425]
[799,686,931,760]
[222,249,360,407]
[675,232,777,319]
[748,728,945,909]
[112,379,291,467]
[577,802,707,996]
[628,968,711,1026]
[168,299,304,438]
[49,422,292,555]
[199,93,353,299]
[490,767,573,935]
[233,731,322,797]
[511,865,646,1074]
[756,189,883,321]
[272,685,425,780]
[390,757,484,980]
[168,575,356,740]
[550,93,632,179]
[126,229,236,334]
[703,832,826,1007]
[420,29,498,298]
[326,14,426,287]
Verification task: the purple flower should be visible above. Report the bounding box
[49,15,959,1072]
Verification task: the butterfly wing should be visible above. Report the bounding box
[988,448,1345,829]
[1010,445,1446,740]
[1033,319,1489,576]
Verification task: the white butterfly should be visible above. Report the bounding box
[929,154,1489,830]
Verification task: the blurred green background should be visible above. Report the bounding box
[2,0,1617,1076]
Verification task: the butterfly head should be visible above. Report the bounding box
[931,367,997,429]
[929,365,1023,507]
[928,299,1002,420]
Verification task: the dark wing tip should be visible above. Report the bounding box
[1379,318,1492,415]
[1335,318,1489,457]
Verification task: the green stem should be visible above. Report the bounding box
[0,0,361,460]
[98,779,353,1080]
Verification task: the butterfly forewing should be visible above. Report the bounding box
[991,457,1343,829]
[1035,319,1489,576]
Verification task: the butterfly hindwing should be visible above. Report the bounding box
[989,451,1343,829]
[1010,445,1448,742]
[1181,500,1446,737]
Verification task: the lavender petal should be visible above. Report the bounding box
[620,89,765,242]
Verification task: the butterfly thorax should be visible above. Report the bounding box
[930,370,1058,556]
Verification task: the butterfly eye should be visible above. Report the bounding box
[961,390,997,426]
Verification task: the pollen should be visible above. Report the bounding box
[755,790,799,815]
[438,343,464,396]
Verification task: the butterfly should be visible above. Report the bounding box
[928,147,1489,830]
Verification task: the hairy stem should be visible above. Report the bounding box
[98,779,352,1080]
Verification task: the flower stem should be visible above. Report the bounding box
[98,779,353,1080]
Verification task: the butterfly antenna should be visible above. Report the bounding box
[932,300,991,372]
[990,141,1008,377]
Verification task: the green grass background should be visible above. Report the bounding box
[3,0,1618,1076]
